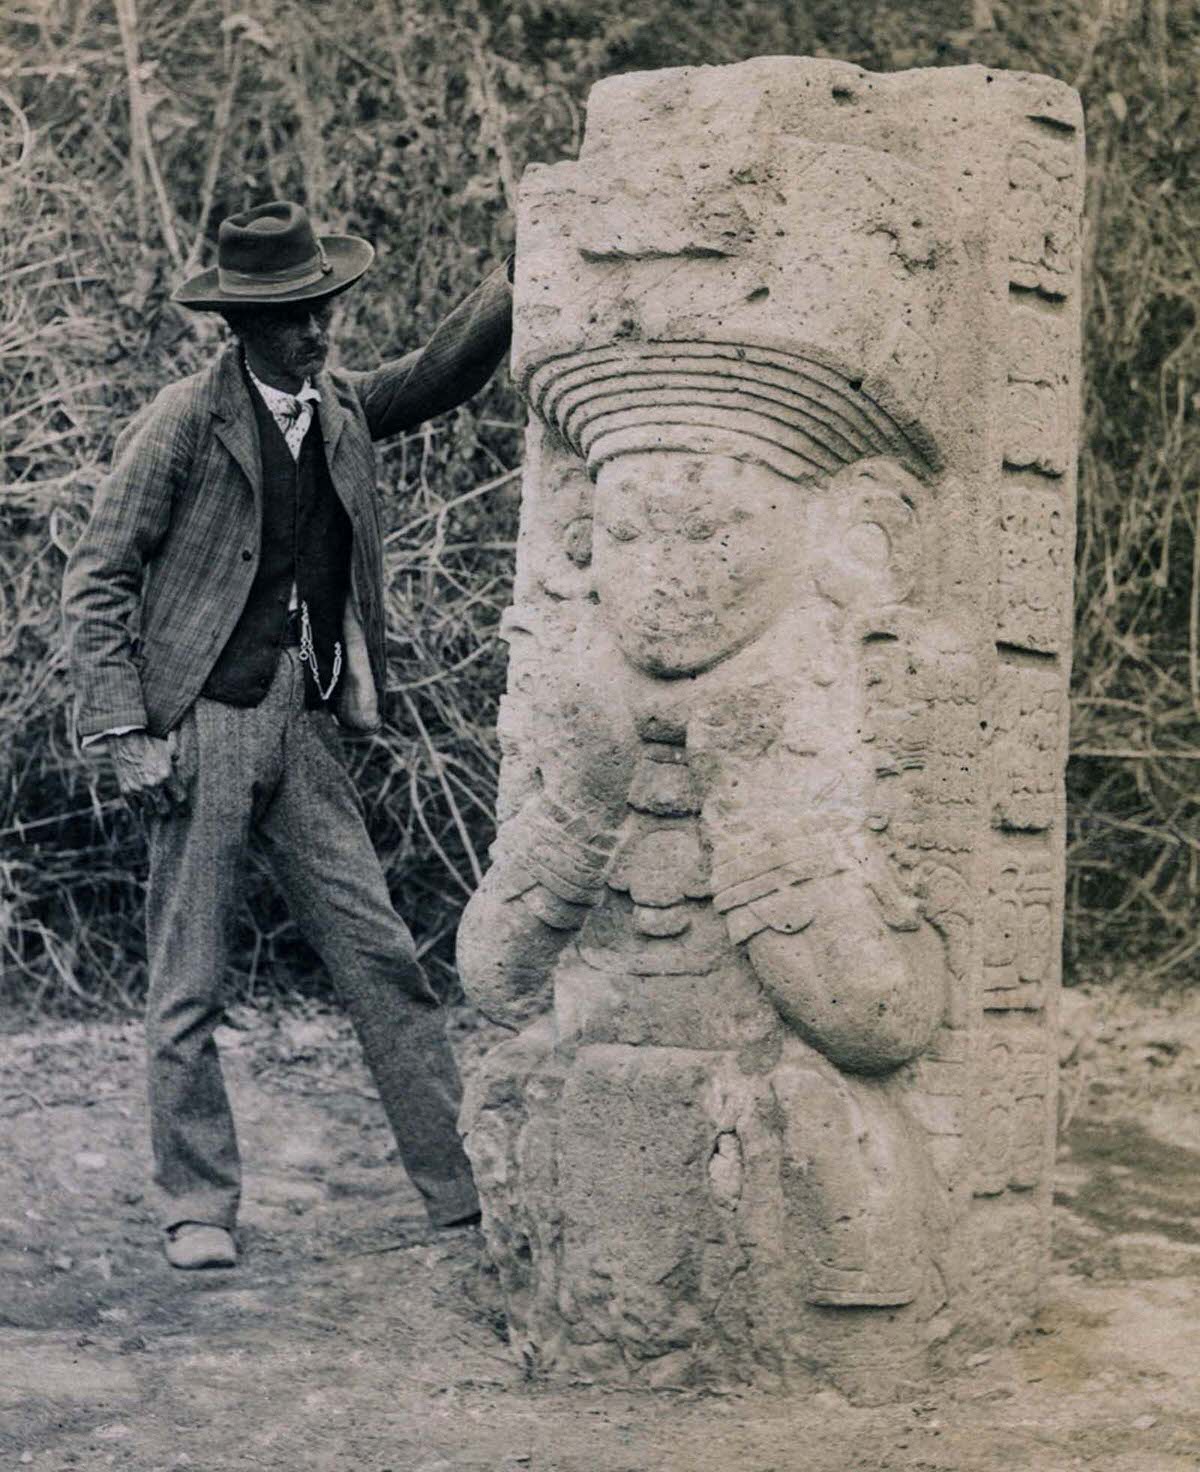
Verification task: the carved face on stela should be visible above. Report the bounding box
[525,335,935,681]
[589,448,924,679]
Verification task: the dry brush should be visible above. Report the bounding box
[1,0,1196,1013]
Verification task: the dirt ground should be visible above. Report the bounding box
[1,982,1198,1472]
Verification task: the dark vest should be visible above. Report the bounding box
[202,376,352,709]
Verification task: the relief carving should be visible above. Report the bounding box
[1005,133,1081,295]
[982,846,1057,1009]
[995,485,1069,654]
[1003,380,1070,476]
[990,663,1063,832]
[458,59,1081,1399]
[972,1025,1051,1195]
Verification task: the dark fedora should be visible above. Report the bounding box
[172,201,374,312]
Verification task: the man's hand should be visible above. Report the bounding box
[105,730,189,816]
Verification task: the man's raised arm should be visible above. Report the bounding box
[349,260,513,442]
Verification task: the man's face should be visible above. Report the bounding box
[238,297,335,384]
[591,452,803,677]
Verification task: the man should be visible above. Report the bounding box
[62,200,512,1269]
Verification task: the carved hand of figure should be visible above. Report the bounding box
[456,656,635,1030]
[104,730,189,816]
[540,669,637,834]
[746,857,947,1075]
[687,686,945,1074]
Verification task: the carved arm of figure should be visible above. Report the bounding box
[726,839,946,1074]
[691,693,948,1075]
[457,674,635,1029]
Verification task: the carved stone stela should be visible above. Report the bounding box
[457,59,1083,1400]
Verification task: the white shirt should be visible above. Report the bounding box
[243,360,321,461]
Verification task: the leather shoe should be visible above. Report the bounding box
[164,1223,237,1269]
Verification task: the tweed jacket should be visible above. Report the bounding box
[62,265,512,741]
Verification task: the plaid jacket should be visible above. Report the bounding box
[62,265,512,741]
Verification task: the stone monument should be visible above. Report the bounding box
[457,58,1083,1400]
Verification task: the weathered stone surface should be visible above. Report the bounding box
[457,57,1083,1399]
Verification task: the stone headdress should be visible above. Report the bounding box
[514,128,973,485]
[525,340,930,485]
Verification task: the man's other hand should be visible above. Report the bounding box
[105,730,189,816]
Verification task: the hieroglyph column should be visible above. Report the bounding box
[457,59,1083,1401]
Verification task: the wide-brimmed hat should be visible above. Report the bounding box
[171,201,374,312]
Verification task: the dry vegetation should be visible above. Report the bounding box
[1,0,1197,1013]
